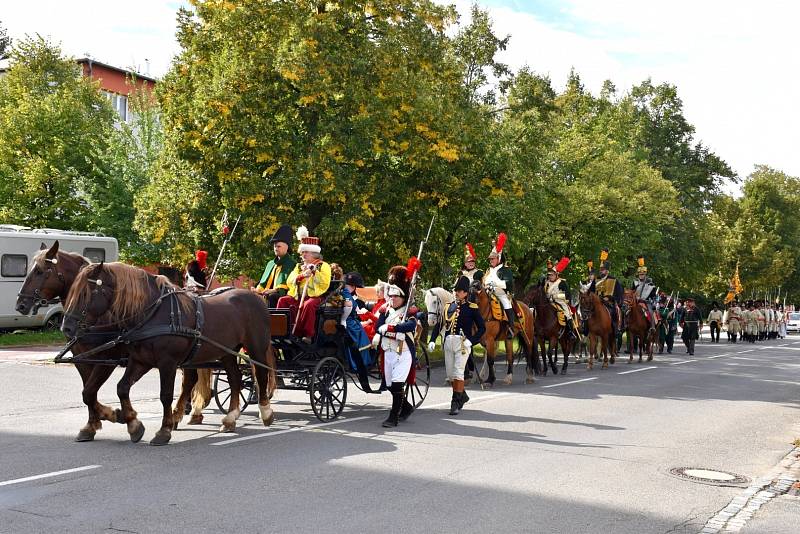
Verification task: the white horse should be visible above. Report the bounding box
[424,287,458,384]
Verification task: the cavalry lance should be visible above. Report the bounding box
[206,211,241,291]
[400,214,436,322]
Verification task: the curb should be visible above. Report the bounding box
[698,446,800,533]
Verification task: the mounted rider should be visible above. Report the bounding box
[482,233,516,337]
[631,255,658,333]
[589,248,624,335]
[545,257,579,340]
[458,243,483,285]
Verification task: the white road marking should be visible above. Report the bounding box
[617,366,657,375]
[211,416,371,446]
[707,354,729,359]
[670,359,698,365]
[766,346,800,351]
[737,349,755,353]
[541,377,598,388]
[0,465,100,487]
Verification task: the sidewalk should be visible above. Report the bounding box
[0,345,63,362]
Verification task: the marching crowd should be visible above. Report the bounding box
[183,225,793,427]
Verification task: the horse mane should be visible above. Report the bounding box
[427,286,454,306]
[67,263,190,322]
[33,248,88,271]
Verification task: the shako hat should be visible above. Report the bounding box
[637,255,647,275]
[296,225,320,254]
[270,224,293,245]
[587,260,595,275]
[454,276,471,293]
[599,248,610,270]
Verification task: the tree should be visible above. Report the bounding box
[139,0,511,283]
[0,36,115,230]
[0,20,10,60]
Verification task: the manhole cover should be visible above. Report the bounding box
[669,467,749,486]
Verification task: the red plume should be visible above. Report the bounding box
[405,256,422,281]
[195,250,208,270]
[495,232,507,253]
[555,256,570,273]
[466,243,476,260]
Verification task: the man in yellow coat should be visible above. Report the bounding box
[276,226,332,340]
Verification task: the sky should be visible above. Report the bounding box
[2,0,798,183]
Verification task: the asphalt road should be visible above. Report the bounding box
[0,337,798,534]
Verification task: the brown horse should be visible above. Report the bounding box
[524,285,574,375]
[62,262,276,445]
[623,289,654,362]
[16,242,216,440]
[578,284,616,369]
[473,286,537,386]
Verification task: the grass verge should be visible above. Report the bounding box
[0,329,66,347]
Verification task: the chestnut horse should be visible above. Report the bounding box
[623,289,654,362]
[62,262,276,445]
[16,242,216,441]
[524,285,574,375]
[473,286,537,386]
[578,284,616,369]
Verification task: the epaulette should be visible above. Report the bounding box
[469,302,479,309]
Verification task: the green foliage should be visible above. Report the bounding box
[0,20,10,60]
[0,36,115,230]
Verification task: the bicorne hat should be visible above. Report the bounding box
[344,272,365,288]
[270,224,293,245]
[454,276,471,293]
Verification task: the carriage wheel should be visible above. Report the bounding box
[310,357,347,422]
[405,345,431,409]
[213,368,254,414]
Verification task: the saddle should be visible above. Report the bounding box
[489,295,525,327]
[551,303,566,326]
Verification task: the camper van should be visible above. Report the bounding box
[0,225,118,331]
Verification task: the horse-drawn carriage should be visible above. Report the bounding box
[16,242,429,445]
[210,288,431,422]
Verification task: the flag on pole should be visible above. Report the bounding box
[724,261,744,304]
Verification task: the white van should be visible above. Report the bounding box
[0,225,118,331]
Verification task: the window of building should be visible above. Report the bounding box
[83,248,106,263]
[1,254,28,277]
[103,91,128,122]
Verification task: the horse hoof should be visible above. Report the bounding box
[263,411,275,427]
[187,414,204,425]
[75,430,96,442]
[525,377,535,384]
[503,375,513,386]
[220,421,236,433]
[129,421,145,443]
[647,356,653,362]
[149,430,171,446]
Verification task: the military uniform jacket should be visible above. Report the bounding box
[256,254,297,296]
[681,307,702,339]
[592,275,623,305]
[458,268,484,285]
[632,278,656,302]
[545,278,569,303]
[376,306,418,354]
[727,306,742,324]
[429,300,486,346]
[483,265,514,292]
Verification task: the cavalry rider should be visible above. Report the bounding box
[631,255,658,333]
[458,243,483,286]
[277,226,332,341]
[253,224,297,307]
[482,233,516,336]
[707,302,723,343]
[373,283,418,428]
[428,276,486,416]
[545,257,579,339]
[590,248,624,337]
[185,250,208,292]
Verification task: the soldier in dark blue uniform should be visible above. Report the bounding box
[429,276,486,415]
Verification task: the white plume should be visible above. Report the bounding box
[296,225,309,241]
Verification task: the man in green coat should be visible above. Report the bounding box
[253,224,297,307]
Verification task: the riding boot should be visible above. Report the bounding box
[449,392,461,415]
[399,397,414,422]
[459,390,469,408]
[505,307,517,337]
[382,383,403,427]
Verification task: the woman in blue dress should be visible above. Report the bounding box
[341,272,374,370]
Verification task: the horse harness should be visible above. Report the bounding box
[55,286,273,371]
[17,257,68,313]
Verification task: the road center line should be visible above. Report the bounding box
[707,353,730,359]
[211,416,371,446]
[0,465,101,487]
[541,377,598,388]
[670,359,697,365]
[617,366,657,375]
[737,349,754,353]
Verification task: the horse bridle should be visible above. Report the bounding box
[17,258,65,313]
